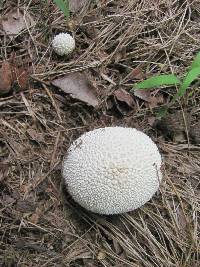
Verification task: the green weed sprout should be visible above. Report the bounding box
[53,0,69,20]
[132,52,200,115]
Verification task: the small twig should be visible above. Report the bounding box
[43,84,62,123]
[20,92,36,121]
[50,131,61,169]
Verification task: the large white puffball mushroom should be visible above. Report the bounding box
[52,33,75,56]
[62,127,162,215]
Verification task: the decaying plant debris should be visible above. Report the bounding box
[0,1,199,266]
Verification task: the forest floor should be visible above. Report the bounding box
[0,1,200,266]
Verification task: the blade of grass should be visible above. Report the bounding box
[172,67,200,101]
[133,74,180,90]
[53,0,69,19]
[190,51,200,69]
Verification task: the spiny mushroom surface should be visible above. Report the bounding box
[62,127,162,215]
[52,33,75,56]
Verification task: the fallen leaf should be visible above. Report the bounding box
[134,89,164,108]
[9,52,32,90]
[69,0,88,12]
[52,72,98,107]
[0,61,12,95]
[2,10,35,35]
[16,200,36,213]
[0,59,31,94]
[114,89,135,107]
[131,67,145,79]
[134,88,151,102]
[148,94,164,108]
[12,66,31,90]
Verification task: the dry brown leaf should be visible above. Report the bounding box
[52,72,98,107]
[0,61,30,95]
[134,89,164,108]
[114,89,135,107]
[148,95,164,108]
[134,89,151,102]
[131,67,145,79]
[16,200,36,213]
[0,61,12,95]
[12,66,30,90]
[69,0,88,12]
[2,10,34,35]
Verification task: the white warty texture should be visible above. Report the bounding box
[52,33,75,56]
[62,127,162,215]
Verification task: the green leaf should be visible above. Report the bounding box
[53,0,69,19]
[133,74,181,90]
[173,67,200,101]
[190,52,200,69]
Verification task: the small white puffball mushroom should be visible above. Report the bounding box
[62,127,162,215]
[52,33,75,56]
